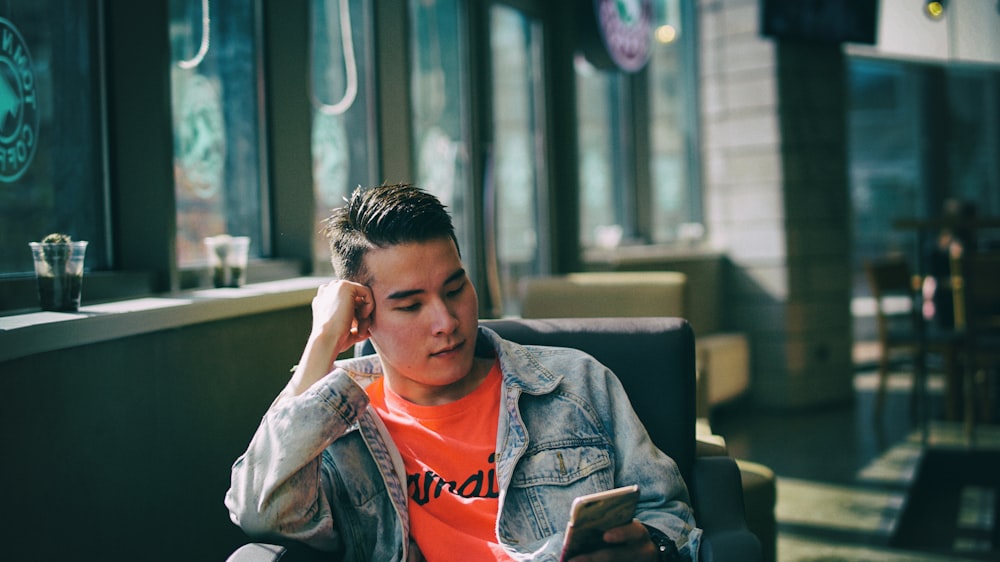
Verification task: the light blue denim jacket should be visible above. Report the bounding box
[226,327,702,561]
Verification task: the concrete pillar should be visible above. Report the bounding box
[698,0,854,408]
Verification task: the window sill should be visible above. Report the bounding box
[0,276,327,363]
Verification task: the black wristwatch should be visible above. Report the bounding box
[643,524,681,562]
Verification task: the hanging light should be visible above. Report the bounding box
[924,0,946,21]
[654,24,678,44]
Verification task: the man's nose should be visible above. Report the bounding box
[429,298,459,334]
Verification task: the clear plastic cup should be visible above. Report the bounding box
[29,241,89,311]
[204,235,250,288]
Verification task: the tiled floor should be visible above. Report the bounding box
[711,367,1000,562]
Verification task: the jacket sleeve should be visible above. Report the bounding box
[510,358,702,562]
[601,364,703,561]
[224,368,370,552]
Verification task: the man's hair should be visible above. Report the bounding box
[323,183,458,281]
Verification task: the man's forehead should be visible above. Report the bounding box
[362,239,464,289]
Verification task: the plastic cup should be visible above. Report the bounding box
[29,241,89,311]
[204,235,250,288]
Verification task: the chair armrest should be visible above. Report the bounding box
[226,542,331,562]
[226,543,285,562]
[696,434,729,457]
[698,529,764,562]
[690,456,762,562]
[695,418,729,457]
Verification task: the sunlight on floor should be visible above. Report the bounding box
[778,534,966,562]
[774,421,1000,562]
[776,477,903,536]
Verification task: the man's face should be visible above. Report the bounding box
[364,237,482,405]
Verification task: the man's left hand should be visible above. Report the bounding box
[567,520,660,561]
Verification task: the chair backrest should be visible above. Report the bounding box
[864,257,913,299]
[358,317,698,484]
[863,257,919,338]
[955,253,1000,335]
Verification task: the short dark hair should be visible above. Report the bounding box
[323,183,458,281]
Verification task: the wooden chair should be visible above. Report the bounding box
[863,257,962,424]
[952,252,1000,435]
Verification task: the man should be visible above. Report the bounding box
[226,184,701,561]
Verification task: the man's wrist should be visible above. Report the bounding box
[643,524,681,562]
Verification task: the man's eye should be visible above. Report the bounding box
[446,283,466,298]
[398,303,421,312]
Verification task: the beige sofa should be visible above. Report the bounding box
[519,271,750,416]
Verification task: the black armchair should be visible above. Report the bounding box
[228,317,760,561]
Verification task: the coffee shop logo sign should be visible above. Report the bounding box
[0,17,38,183]
[598,0,651,72]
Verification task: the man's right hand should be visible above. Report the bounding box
[288,280,375,395]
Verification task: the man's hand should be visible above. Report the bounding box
[309,280,374,347]
[567,520,660,562]
[288,280,375,395]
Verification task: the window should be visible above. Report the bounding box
[576,61,630,249]
[310,0,377,270]
[409,0,473,261]
[849,59,1000,274]
[489,4,548,316]
[0,3,107,275]
[169,0,266,268]
[576,0,702,251]
[647,0,700,243]
[849,59,930,267]
[946,68,1000,216]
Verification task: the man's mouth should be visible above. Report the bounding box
[431,341,463,357]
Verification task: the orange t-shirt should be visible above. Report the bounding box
[368,362,513,561]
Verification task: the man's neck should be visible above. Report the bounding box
[387,356,495,407]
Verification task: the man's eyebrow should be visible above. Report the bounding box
[386,269,466,300]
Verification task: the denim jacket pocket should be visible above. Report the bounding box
[511,442,612,487]
[502,443,614,542]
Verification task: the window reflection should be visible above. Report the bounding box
[410,0,471,258]
[647,0,697,243]
[490,5,547,316]
[310,0,376,270]
[0,3,107,274]
[848,59,1000,272]
[169,0,265,268]
[576,57,626,249]
[577,0,701,249]
[848,59,922,268]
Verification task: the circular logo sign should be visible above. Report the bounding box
[595,0,652,72]
[0,18,39,183]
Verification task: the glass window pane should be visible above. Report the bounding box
[310,0,377,270]
[576,59,627,249]
[648,0,696,243]
[848,59,923,266]
[409,0,473,261]
[0,4,107,275]
[170,0,265,268]
[490,5,547,316]
[946,69,1000,218]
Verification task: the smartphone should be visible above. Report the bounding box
[559,484,640,561]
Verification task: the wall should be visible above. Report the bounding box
[851,0,1000,66]
[0,306,311,561]
[698,0,853,408]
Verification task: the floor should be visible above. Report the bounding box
[710,355,1000,562]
